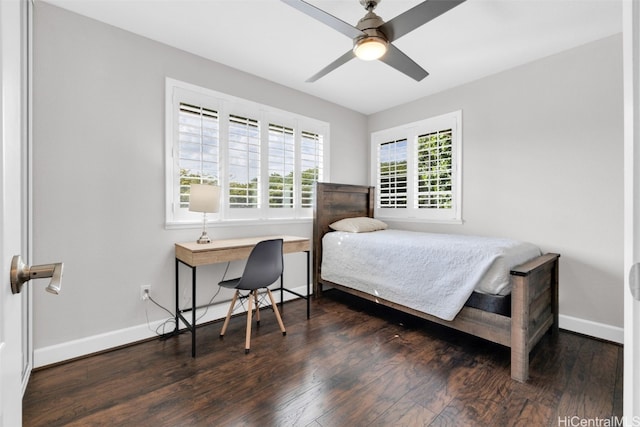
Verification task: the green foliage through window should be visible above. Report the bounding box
[417,129,452,209]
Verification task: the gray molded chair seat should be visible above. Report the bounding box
[219,238,286,353]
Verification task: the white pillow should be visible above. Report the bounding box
[329,217,388,233]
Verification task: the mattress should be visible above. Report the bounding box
[464,292,511,316]
[320,229,541,321]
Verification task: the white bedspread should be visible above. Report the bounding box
[321,229,541,321]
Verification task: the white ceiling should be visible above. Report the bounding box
[42,0,622,115]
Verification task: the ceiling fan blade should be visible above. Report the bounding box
[379,44,429,82]
[379,0,466,42]
[281,0,364,39]
[306,50,356,82]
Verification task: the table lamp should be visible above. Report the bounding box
[189,184,220,244]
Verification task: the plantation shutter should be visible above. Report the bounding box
[268,124,295,208]
[378,139,408,208]
[167,79,329,223]
[177,103,219,208]
[416,128,453,209]
[300,131,323,208]
[228,114,260,208]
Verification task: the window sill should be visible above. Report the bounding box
[165,217,312,230]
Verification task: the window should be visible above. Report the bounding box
[166,78,328,225]
[177,103,219,209]
[371,111,461,222]
[268,124,295,208]
[300,131,323,208]
[228,114,260,209]
[416,128,453,209]
[379,138,408,208]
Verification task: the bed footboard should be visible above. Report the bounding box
[509,253,560,382]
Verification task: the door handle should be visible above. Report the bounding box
[630,262,640,301]
[10,255,63,295]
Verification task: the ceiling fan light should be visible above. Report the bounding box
[353,37,388,61]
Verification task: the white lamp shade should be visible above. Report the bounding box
[189,184,220,213]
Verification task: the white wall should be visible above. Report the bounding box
[369,34,624,340]
[32,2,368,366]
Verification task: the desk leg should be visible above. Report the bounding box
[275,249,311,319]
[175,258,179,332]
[306,250,310,319]
[191,266,197,358]
[280,274,284,312]
[277,251,311,319]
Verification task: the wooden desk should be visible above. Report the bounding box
[175,235,311,357]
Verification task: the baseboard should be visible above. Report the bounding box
[33,285,309,368]
[559,314,623,344]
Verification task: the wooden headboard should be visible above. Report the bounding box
[312,182,374,295]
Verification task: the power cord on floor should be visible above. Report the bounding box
[144,261,232,339]
[145,295,177,337]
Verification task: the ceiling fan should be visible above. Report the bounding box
[281,0,466,82]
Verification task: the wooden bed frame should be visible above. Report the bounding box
[313,182,560,382]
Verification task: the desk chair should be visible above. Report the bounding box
[219,238,286,353]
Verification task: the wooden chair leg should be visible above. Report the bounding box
[254,290,260,326]
[266,289,286,336]
[245,291,254,354]
[220,290,239,339]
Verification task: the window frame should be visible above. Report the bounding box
[370,110,462,223]
[165,78,329,227]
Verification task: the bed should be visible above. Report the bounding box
[312,182,560,382]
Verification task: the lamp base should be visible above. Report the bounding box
[196,232,211,244]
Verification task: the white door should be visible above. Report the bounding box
[0,0,29,425]
[624,0,640,421]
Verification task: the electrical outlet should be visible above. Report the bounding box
[140,285,151,301]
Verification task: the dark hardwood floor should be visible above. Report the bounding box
[24,290,623,426]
